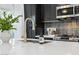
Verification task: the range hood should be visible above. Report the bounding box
[56,5,79,18]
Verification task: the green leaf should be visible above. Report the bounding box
[0,11,22,32]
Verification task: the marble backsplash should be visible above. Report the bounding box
[44,21,79,36]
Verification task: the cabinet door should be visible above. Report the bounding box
[36,4,44,35]
[75,6,79,14]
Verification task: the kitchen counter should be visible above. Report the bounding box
[0,39,79,55]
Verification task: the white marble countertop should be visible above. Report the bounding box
[0,39,79,55]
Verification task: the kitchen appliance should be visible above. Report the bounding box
[56,5,74,18]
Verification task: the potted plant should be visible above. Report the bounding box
[0,11,22,43]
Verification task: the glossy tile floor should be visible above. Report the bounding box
[0,39,79,55]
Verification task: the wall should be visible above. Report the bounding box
[0,4,24,39]
[44,20,79,36]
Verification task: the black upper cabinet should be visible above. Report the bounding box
[35,4,44,35]
[75,6,79,14]
[44,4,57,21]
[24,4,36,19]
[36,4,44,28]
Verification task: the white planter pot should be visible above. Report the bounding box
[0,31,11,43]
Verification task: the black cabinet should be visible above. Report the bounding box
[35,4,44,35]
[75,6,79,14]
[44,4,57,21]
